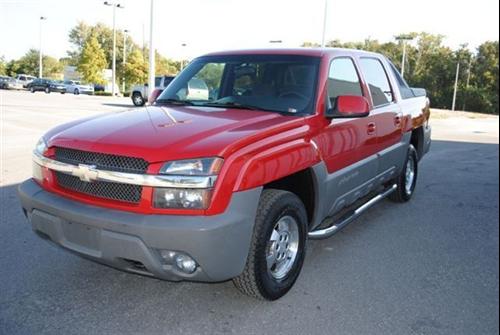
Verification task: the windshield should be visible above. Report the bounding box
[156,54,321,115]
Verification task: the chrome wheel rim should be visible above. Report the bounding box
[405,156,416,195]
[266,215,299,280]
[134,95,143,105]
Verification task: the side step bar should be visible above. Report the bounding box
[308,184,397,240]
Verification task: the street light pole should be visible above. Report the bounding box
[321,0,328,47]
[452,61,460,111]
[401,41,407,77]
[180,43,187,71]
[395,35,414,78]
[104,2,124,96]
[148,0,155,97]
[123,29,128,93]
[39,16,47,78]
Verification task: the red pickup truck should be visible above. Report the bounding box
[19,48,431,300]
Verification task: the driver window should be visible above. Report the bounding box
[328,58,363,107]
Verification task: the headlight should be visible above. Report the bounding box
[33,137,48,182]
[159,158,223,176]
[154,158,223,209]
[35,137,48,155]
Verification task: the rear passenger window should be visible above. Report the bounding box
[360,58,394,107]
[328,58,363,105]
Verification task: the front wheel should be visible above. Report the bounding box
[233,189,307,300]
[30,87,35,93]
[44,87,50,94]
[390,145,419,203]
[132,92,145,106]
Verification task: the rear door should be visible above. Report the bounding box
[358,57,403,178]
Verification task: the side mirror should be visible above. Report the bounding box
[149,88,164,105]
[326,95,371,119]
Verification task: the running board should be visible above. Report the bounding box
[308,184,397,240]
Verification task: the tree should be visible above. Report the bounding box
[0,56,6,75]
[155,51,181,76]
[77,34,107,84]
[473,41,499,114]
[302,33,499,114]
[6,49,63,78]
[124,48,148,85]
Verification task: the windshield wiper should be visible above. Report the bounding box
[155,98,195,106]
[201,101,283,113]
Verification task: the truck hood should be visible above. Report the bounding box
[45,106,305,163]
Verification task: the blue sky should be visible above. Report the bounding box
[1,0,499,61]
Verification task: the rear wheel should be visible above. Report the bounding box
[390,145,419,203]
[233,189,307,300]
[44,87,50,94]
[74,88,80,95]
[132,92,145,106]
[30,87,35,93]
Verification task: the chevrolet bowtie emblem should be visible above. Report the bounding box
[72,164,99,182]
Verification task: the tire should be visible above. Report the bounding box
[74,89,80,95]
[233,189,308,300]
[30,87,35,93]
[45,87,50,94]
[132,92,145,106]
[390,144,419,203]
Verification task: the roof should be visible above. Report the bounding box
[202,47,382,58]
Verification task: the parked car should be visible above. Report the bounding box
[29,78,66,94]
[63,80,94,95]
[0,76,23,90]
[131,75,175,106]
[15,74,36,88]
[93,83,105,92]
[19,48,431,300]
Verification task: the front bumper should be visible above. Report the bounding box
[18,179,261,282]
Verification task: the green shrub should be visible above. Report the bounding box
[94,91,113,97]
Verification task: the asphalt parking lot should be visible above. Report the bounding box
[1,89,499,335]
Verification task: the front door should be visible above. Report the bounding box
[313,56,379,216]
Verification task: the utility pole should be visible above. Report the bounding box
[452,61,460,111]
[321,0,328,47]
[148,0,156,97]
[122,29,129,93]
[104,1,124,96]
[39,16,47,78]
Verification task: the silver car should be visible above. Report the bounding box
[64,80,95,95]
[0,76,24,90]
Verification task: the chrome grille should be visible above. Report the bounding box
[54,147,149,174]
[55,172,142,203]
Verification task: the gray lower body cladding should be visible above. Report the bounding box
[309,133,411,230]
[18,179,262,282]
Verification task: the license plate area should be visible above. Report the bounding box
[61,221,101,253]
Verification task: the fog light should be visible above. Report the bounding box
[159,250,177,264]
[175,254,198,274]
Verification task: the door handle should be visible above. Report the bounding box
[394,113,403,128]
[367,123,377,135]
